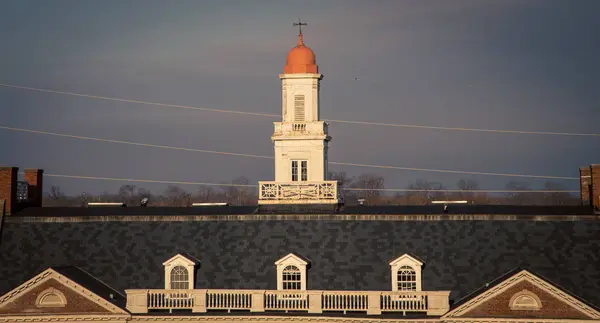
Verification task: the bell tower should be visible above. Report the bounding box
[258,22,338,205]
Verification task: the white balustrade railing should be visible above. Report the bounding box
[381,292,428,312]
[125,289,450,315]
[258,181,339,204]
[273,122,328,137]
[292,123,307,132]
[264,290,308,311]
[148,290,194,310]
[322,291,369,312]
[206,290,252,311]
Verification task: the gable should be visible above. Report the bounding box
[274,253,308,266]
[445,270,600,320]
[0,278,111,315]
[162,253,198,266]
[459,280,592,319]
[389,253,423,267]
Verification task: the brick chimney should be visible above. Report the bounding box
[24,169,44,207]
[580,166,592,206]
[591,165,600,211]
[0,167,18,215]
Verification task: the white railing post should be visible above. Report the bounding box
[125,289,148,314]
[191,289,207,313]
[367,292,381,315]
[308,291,323,313]
[251,291,265,312]
[426,291,451,315]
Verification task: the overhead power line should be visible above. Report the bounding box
[0,125,579,180]
[42,172,577,193]
[1,83,599,137]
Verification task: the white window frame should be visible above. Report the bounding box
[291,160,308,182]
[389,254,423,292]
[163,254,199,290]
[275,253,308,291]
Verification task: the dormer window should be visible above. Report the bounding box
[275,253,309,291]
[162,254,199,290]
[397,266,417,291]
[170,266,189,289]
[389,254,423,292]
[282,265,302,290]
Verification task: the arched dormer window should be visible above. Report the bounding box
[282,265,302,290]
[389,254,423,292]
[275,253,309,291]
[397,266,417,291]
[170,266,189,289]
[162,254,199,290]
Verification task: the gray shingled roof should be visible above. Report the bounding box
[1,219,599,309]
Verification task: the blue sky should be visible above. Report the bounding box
[1,0,599,195]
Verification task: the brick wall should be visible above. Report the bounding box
[24,169,43,207]
[579,166,591,206]
[0,167,18,215]
[591,165,600,210]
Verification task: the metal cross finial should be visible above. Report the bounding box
[293,18,307,35]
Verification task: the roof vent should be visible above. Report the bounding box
[87,202,126,207]
[192,202,229,207]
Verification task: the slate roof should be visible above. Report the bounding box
[51,266,127,310]
[1,217,599,311]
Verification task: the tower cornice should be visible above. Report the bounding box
[279,73,323,80]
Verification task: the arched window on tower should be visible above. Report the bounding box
[282,265,302,290]
[294,94,305,122]
[170,266,189,289]
[397,266,417,291]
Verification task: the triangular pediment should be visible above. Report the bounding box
[274,253,309,266]
[389,253,423,267]
[162,253,199,266]
[443,270,600,320]
[0,268,128,316]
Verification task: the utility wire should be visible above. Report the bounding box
[2,83,599,137]
[0,125,579,180]
[42,172,577,193]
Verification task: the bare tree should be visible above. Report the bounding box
[541,181,577,205]
[48,186,65,201]
[328,171,356,204]
[349,174,384,205]
[505,181,535,205]
[405,179,447,204]
[118,185,137,206]
[163,185,192,206]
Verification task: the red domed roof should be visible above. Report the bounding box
[284,34,318,74]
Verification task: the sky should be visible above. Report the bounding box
[1,0,599,196]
